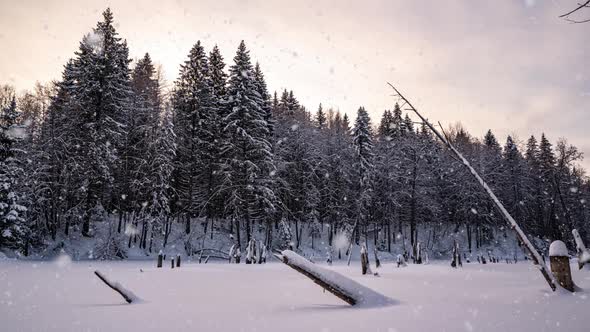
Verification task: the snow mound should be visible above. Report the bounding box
[54,253,72,268]
[281,250,394,307]
[549,241,568,257]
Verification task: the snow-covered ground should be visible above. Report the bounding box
[1,258,589,332]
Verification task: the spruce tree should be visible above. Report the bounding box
[70,8,133,236]
[352,106,374,242]
[0,97,28,251]
[403,113,414,134]
[172,41,217,234]
[221,41,276,246]
[316,103,327,130]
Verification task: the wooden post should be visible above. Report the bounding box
[549,241,574,292]
[176,255,181,267]
[373,246,381,268]
[171,258,175,269]
[451,240,459,268]
[157,252,163,268]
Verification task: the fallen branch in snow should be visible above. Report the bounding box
[388,82,558,292]
[274,250,392,306]
[94,270,139,304]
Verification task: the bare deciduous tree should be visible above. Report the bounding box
[560,0,590,23]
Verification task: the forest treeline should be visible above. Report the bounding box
[0,9,587,258]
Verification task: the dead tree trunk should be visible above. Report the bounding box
[572,229,590,269]
[94,270,137,304]
[274,251,355,305]
[388,83,557,292]
[274,250,391,306]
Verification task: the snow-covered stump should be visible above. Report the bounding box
[94,270,139,304]
[396,254,407,268]
[549,241,574,292]
[274,250,392,306]
[360,245,371,275]
[157,252,163,268]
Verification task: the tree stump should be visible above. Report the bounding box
[157,252,163,268]
[549,240,574,292]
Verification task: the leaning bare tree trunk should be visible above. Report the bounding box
[572,229,590,269]
[94,270,138,304]
[387,83,557,292]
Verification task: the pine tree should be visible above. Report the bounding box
[172,41,217,234]
[538,133,558,238]
[525,135,544,234]
[352,106,374,242]
[501,136,524,221]
[0,97,29,251]
[377,109,394,139]
[221,41,276,246]
[483,129,501,153]
[253,62,274,139]
[70,8,133,236]
[116,52,160,236]
[316,104,327,130]
[207,44,228,222]
[209,45,227,100]
[403,113,414,134]
[392,103,404,137]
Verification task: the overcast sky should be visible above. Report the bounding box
[1,0,589,168]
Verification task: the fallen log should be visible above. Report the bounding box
[274,250,392,306]
[94,270,139,304]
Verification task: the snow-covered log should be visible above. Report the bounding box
[274,250,392,306]
[387,83,558,292]
[572,229,590,269]
[94,270,139,304]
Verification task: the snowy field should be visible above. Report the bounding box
[1,258,589,332]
